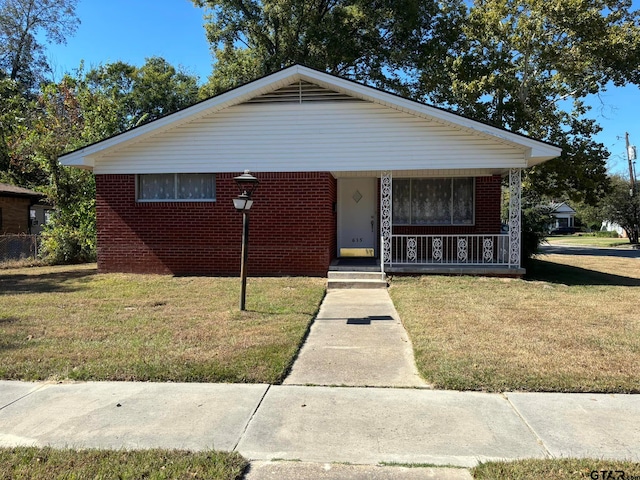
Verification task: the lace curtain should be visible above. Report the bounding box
[393,178,474,225]
[138,174,216,201]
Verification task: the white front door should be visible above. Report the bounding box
[337,178,377,257]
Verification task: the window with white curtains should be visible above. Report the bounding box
[392,178,474,225]
[137,174,216,201]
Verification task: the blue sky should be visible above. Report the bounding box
[45,0,639,176]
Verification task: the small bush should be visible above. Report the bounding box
[39,195,96,264]
[521,204,553,262]
[594,230,620,238]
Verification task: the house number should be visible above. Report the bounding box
[352,238,363,243]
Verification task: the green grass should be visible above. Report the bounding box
[390,253,640,392]
[545,235,631,247]
[472,458,640,479]
[0,264,325,383]
[0,447,247,480]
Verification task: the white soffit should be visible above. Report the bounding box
[59,65,561,169]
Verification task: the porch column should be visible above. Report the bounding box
[508,168,522,268]
[381,171,392,266]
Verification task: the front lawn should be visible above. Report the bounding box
[473,459,640,479]
[0,264,325,383]
[390,252,640,392]
[0,447,247,480]
[545,235,631,248]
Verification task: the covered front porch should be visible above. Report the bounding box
[334,168,524,276]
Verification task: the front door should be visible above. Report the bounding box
[337,178,377,257]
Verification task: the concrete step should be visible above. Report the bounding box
[327,279,388,289]
[327,271,386,281]
[327,274,388,289]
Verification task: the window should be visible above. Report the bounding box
[393,178,474,225]
[137,173,216,202]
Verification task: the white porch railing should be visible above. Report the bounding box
[385,234,511,266]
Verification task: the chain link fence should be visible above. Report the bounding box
[0,234,40,262]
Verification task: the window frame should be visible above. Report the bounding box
[136,173,217,203]
[392,177,475,226]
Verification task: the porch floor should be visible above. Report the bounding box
[329,258,380,272]
[329,258,525,277]
[387,265,525,277]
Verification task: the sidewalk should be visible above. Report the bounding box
[1,382,639,467]
[1,288,639,478]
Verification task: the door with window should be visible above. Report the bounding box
[337,178,377,257]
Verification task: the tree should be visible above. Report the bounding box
[600,175,640,243]
[0,77,32,183]
[573,200,606,232]
[83,57,200,135]
[193,0,640,205]
[0,0,79,89]
[0,56,200,263]
[34,59,200,263]
[409,0,639,204]
[192,0,465,94]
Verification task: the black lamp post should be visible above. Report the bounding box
[233,170,259,311]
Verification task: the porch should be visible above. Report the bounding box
[333,168,525,277]
[330,233,524,276]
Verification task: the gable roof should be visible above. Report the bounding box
[59,64,561,171]
[550,201,577,214]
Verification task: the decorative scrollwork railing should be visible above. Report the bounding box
[388,234,510,266]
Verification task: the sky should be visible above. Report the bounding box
[45,0,639,176]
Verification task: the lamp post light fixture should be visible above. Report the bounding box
[233,170,259,311]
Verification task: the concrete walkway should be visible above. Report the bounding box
[284,289,428,387]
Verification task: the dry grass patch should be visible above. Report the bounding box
[473,458,640,480]
[0,447,247,480]
[0,264,325,383]
[390,252,640,392]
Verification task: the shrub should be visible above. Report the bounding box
[40,197,96,264]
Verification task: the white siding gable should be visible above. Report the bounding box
[60,65,561,172]
[94,100,527,175]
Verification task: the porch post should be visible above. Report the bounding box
[508,168,522,268]
[381,171,392,266]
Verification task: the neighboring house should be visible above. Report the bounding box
[601,221,626,237]
[59,65,561,277]
[548,202,577,232]
[0,183,45,235]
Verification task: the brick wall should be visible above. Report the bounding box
[96,172,337,276]
[0,197,31,234]
[392,175,502,235]
[96,173,501,276]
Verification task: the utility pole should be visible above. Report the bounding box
[626,132,636,196]
[626,132,639,245]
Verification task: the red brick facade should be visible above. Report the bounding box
[96,172,337,276]
[96,173,501,276]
